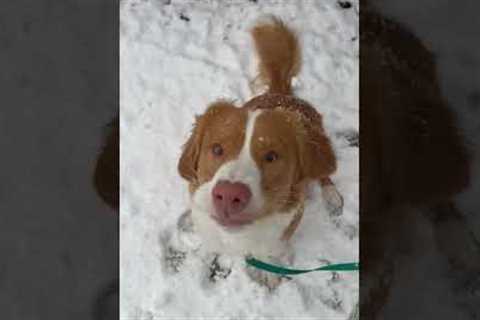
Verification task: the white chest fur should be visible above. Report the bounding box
[190,206,296,259]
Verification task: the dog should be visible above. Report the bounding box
[177,18,344,288]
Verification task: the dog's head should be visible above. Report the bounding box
[178,97,335,229]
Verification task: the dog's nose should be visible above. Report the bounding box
[212,181,251,217]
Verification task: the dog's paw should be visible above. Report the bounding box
[164,245,187,273]
[246,264,290,291]
[322,184,344,216]
[209,255,232,282]
[177,209,194,233]
[159,225,195,274]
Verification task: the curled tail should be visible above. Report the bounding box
[251,17,301,95]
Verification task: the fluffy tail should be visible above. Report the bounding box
[251,17,301,95]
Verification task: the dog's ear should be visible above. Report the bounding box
[178,115,204,183]
[178,100,237,185]
[297,116,336,182]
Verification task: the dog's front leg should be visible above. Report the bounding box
[177,209,194,233]
[208,254,232,282]
[320,177,344,216]
[245,247,294,291]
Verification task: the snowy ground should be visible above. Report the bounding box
[120,0,358,318]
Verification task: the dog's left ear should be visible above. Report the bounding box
[178,115,204,184]
[297,116,337,182]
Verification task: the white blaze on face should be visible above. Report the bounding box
[213,110,263,211]
[190,109,295,257]
[191,110,264,215]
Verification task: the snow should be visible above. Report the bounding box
[120,0,358,318]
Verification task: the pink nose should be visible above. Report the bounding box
[212,181,252,217]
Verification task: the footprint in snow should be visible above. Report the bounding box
[209,254,232,282]
[336,130,359,147]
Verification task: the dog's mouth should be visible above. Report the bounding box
[210,213,256,228]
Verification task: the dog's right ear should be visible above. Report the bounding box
[178,100,238,185]
[178,115,204,183]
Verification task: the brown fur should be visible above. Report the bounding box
[244,94,336,180]
[178,18,337,230]
[251,110,307,214]
[178,103,318,217]
[248,18,335,180]
[281,203,305,241]
[178,101,246,194]
[251,17,301,95]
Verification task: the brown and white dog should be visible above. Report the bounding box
[177,18,343,287]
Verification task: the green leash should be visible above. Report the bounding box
[245,257,359,275]
[245,257,360,320]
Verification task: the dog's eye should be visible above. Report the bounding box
[264,151,278,163]
[211,143,224,157]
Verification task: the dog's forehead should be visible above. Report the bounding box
[250,109,300,147]
[200,101,301,154]
[203,104,248,139]
[255,109,297,130]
